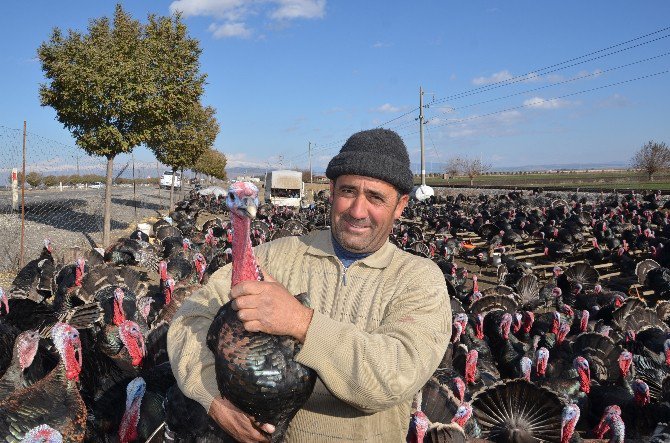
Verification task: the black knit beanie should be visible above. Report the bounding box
[325,128,413,194]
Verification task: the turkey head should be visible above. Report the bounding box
[51,322,82,382]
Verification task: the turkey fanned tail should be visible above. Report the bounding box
[471,379,563,442]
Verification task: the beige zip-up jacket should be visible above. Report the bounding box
[167,229,451,442]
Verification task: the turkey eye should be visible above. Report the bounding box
[228,192,235,199]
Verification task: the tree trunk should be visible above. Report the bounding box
[649,173,654,181]
[169,170,175,212]
[103,156,114,247]
[470,177,474,186]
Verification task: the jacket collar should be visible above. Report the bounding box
[305,229,395,269]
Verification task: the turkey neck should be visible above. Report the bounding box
[231,212,259,286]
[0,354,24,400]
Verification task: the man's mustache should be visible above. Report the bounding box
[342,214,371,228]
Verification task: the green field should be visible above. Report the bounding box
[417,170,670,191]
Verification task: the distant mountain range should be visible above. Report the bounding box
[227,161,631,178]
[488,161,630,172]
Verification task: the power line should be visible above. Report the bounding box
[429,26,670,106]
[427,51,670,120]
[375,106,420,128]
[403,69,669,136]
[282,26,670,166]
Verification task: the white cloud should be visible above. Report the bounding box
[428,109,525,139]
[472,70,514,86]
[496,110,523,122]
[426,117,445,125]
[597,93,630,109]
[523,72,542,83]
[436,106,455,114]
[226,152,274,168]
[576,69,603,79]
[372,41,390,48]
[170,0,325,39]
[270,0,326,20]
[472,70,553,86]
[208,22,252,38]
[323,106,345,114]
[170,0,249,20]
[546,74,565,82]
[375,103,401,113]
[523,96,571,110]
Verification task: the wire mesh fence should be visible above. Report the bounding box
[0,123,191,274]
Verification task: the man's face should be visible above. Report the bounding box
[329,175,408,254]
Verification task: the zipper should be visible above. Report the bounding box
[335,257,348,286]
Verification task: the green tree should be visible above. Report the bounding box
[193,148,227,182]
[632,140,670,181]
[43,175,60,187]
[38,5,148,246]
[38,5,210,245]
[148,103,219,209]
[142,12,212,210]
[25,172,42,188]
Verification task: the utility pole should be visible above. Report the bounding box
[308,142,313,184]
[413,86,434,201]
[420,86,426,187]
[76,156,80,176]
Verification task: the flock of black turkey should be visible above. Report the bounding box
[2,185,670,442]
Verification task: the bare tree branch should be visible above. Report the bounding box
[631,140,670,181]
[461,156,492,186]
[445,156,462,181]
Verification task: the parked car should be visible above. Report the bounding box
[90,182,105,189]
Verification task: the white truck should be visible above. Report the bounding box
[160,170,182,189]
[264,170,304,207]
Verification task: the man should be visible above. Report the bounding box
[167,128,451,442]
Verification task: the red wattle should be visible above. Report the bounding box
[64,344,81,381]
[579,371,590,394]
[119,408,140,443]
[561,421,576,443]
[113,299,126,326]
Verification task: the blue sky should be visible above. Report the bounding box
[1,1,669,175]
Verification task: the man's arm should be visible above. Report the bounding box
[295,262,451,414]
[167,264,276,442]
[167,270,231,411]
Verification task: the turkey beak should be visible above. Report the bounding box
[75,340,83,368]
[138,333,146,359]
[0,294,8,315]
[239,197,258,219]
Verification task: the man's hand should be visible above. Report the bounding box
[230,272,313,342]
[208,396,275,443]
